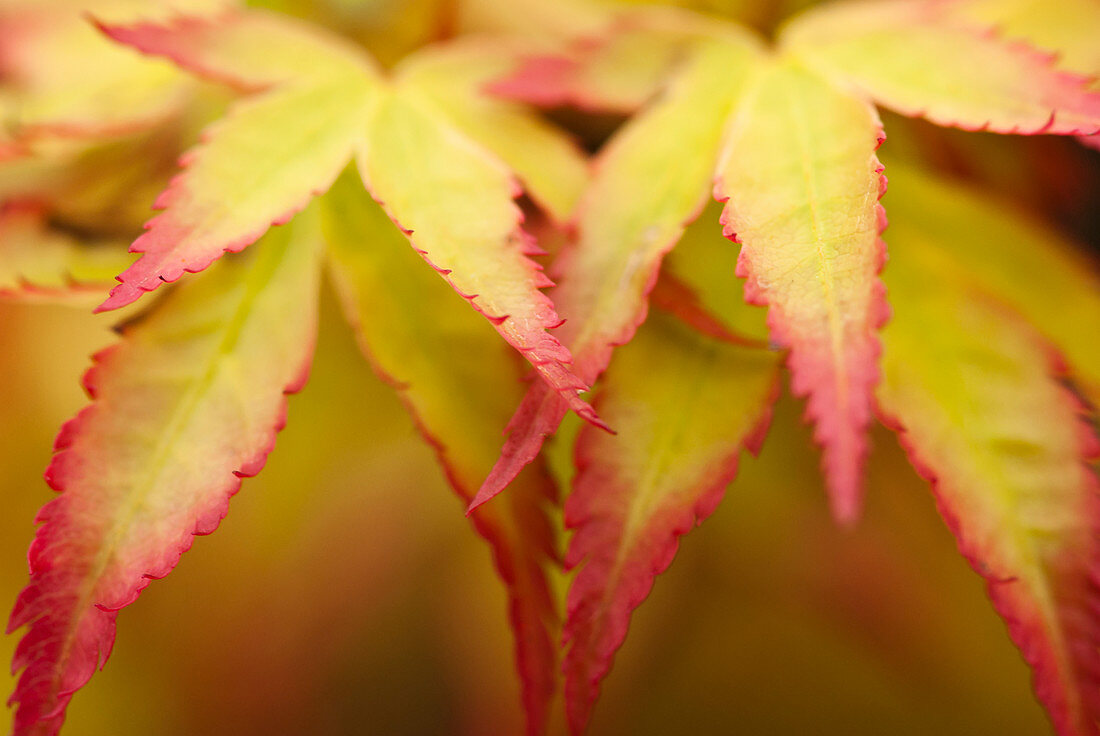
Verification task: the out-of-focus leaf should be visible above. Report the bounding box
[881,160,1100,407]
[321,168,560,736]
[781,0,1100,135]
[714,55,888,523]
[0,130,185,235]
[949,0,1100,149]
[456,0,611,41]
[0,205,130,303]
[95,10,379,311]
[0,0,202,141]
[6,211,322,736]
[394,40,589,223]
[563,308,779,734]
[488,27,687,114]
[473,32,761,510]
[951,0,1100,77]
[877,231,1100,736]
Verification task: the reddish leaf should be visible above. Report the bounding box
[488,28,685,114]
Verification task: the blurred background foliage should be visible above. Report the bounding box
[1,0,1098,733]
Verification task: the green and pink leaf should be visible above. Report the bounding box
[94,11,377,311]
[361,89,602,433]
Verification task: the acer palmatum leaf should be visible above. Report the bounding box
[322,169,560,736]
[6,213,322,736]
[95,9,600,426]
[94,10,378,311]
[877,231,1100,736]
[359,91,602,428]
[563,309,779,734]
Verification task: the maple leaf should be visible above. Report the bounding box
[92,7,601,426]
[471,27,761,511]
[3,1,1099,734]
[479,0,1100,524]
[7,211,323,736]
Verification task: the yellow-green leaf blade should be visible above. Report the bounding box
[951,0,1100,77]
[7,213,322,736]
[714,56,887,523]
[321,168,560,736]
[360,89,600,429]
[877,227,1100,736]
[563,308,779,734]
[781,0,1100,135]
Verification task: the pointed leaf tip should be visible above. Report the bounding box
[321,172,560,735]
[479,36,762,504]
[361,90,602,435]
